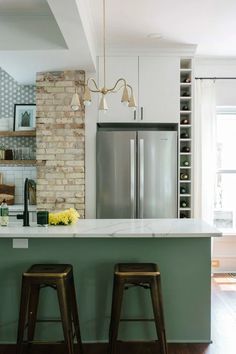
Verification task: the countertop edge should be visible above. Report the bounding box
[0,219,222,238]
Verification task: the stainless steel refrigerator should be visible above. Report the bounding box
[96,129,177,218]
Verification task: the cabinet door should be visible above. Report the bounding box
[139,57,179,123]
[98,57,138,122]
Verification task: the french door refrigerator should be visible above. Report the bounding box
[96,129,177,218]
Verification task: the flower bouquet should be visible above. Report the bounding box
[49,208,80,225]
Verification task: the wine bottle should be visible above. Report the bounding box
[182,91,190,97]
[180,187,187,194]
[181,118,189,125]
[182,105,189,111]
[180,173,189,180]
[180,213,188,218]
[180,200,187,208]
[182,160,190,166]
[183,77,191,83]
[181,146,190,153]
[180,131,189,139]
[0,199,9,226]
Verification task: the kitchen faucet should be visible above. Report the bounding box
[17,178,36,226]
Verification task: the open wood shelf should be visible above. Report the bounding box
[0,130,36,137]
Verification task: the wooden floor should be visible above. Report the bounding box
[2,274,236,354]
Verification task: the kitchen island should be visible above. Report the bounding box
[0,219,221,344]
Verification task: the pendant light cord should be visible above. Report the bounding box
[103,0,106,89]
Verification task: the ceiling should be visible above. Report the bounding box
[1,0,236,84]
[88,0,236,56]
[0,0,96,83]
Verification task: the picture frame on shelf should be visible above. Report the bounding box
[13,104,36,131]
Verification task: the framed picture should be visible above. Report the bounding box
[14,104,36,131]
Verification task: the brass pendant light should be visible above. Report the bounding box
[71,0,137,112]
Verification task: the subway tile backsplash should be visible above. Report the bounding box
[0,166,36,204]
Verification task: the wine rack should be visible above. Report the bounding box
[179,58,193,218]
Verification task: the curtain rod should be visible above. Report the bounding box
[195,77,236,80]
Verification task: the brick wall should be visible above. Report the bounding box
[36,71,85,218]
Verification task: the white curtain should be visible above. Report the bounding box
[193,79,216,224]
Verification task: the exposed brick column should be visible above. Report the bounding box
[36,71,85,218]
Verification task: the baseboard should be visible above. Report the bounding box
[0,341,211,354]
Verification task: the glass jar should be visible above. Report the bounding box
[0,149,5,160]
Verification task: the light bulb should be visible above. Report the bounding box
[83,85,92,105]
[99,95,108,111]
[128,91,137,110]
[70,92,81,111]
[121,85,129,105]
[84,100,91,107]
[71,105,80,111]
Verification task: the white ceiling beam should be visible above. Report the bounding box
[47,0,96,70]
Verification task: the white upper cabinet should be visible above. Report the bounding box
[138,57,179,123]
[98,56,139,122]
[97,56,180,123]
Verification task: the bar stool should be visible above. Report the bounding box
[16,264,83,354]
[109,263,168,354]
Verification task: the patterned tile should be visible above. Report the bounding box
[0,68,35,119]
[0,67,36,204]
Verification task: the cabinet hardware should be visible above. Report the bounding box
[141,107,144,120]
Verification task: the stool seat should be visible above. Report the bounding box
[115,263,160,276]
[109,262,168,354]
[24,264,72,278]
[16,263,83,354]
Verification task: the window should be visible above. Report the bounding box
[214,107,236,231]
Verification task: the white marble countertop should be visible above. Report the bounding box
[0,219,222,238]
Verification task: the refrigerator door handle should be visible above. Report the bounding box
[130,139,135,219]
[139,138,144,218]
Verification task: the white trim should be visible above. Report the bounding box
[216,106,236,114]
[217,169,236,173]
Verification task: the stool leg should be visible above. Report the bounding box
[150,277,168,354]
[57,278,74,354]
[27,284,40,343]
[68,275,83,354]
[109,276,124,354]
[16,277,31,354]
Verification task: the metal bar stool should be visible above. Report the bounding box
[16,264,83,354]
[109,263,168,354]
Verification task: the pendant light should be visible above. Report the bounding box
[71,0,137,112]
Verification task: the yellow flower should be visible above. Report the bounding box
[49,208,80,225]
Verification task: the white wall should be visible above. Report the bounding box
[195,58,236,105]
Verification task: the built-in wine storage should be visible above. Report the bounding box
[179,58,193,218]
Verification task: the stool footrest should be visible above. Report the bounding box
[36,319,62,323]
[120,318,155,322]
[125,283,150,290]
[22,340,64,345]
[24,318,62,329]
[118,339,158,343]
